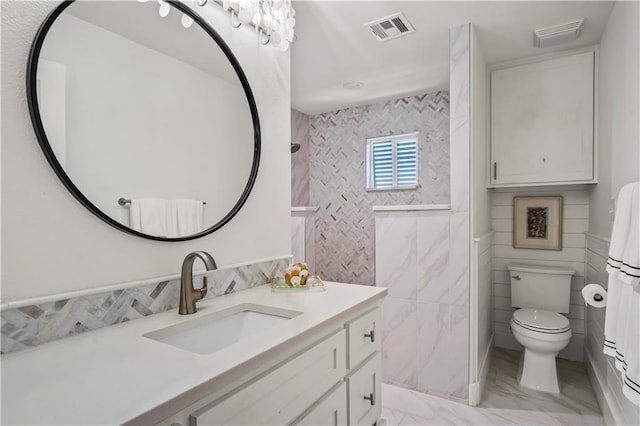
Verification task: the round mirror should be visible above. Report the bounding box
[27,0,260,241]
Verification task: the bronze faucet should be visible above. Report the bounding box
[179,251,217,315]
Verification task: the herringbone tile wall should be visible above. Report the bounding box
[291,109,310,206]
[308,92,450,285]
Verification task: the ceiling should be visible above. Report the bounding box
[65,1,240,86]
[291,1,615,115]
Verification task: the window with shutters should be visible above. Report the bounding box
[366,132,419,190]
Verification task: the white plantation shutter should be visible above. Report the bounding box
[367,132,419,190]
[372,141,394,188]
[396,140,418,186]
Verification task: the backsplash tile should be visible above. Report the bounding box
[1,257,289,354]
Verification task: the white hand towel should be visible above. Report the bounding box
[603,182,640,407]
[175,199,204,237]
[129,198,173,237]
[620,183,640,286]
[606,183,637,277]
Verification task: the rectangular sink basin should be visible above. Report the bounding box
[144,303,302,355]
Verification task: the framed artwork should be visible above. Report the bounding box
[513,196,563,250]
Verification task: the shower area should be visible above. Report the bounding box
[290,24,491,405]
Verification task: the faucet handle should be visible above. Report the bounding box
[198,276,209,300]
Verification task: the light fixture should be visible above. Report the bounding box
[216,0,296,52]
[181,14,194,28]
[138,0,295,51]
[158,0,170,17]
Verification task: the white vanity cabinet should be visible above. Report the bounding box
[489,50,596,187]
[157,306,383,426]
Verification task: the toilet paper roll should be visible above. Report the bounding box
[582,283,607,308]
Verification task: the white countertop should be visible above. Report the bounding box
[1,282,386,425]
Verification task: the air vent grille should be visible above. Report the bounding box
[365,12,415,42]
[533,18,584,48]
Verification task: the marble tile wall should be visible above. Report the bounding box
[0,257,290,354]
[291,210,317,272]
[446,23,471,401]
[375,24,470,403]
[585,234,640,425]
[291,109,310,206]
[309,92,450,286]
[491,186,590,361]
[376,210,470,402]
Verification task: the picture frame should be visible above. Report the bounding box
[513,196,563,250]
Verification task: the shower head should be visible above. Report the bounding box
[291,143,301,154]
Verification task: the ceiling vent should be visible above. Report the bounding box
[533,18,584,48]
[365,12,415,42]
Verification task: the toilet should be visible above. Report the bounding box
[508,264,574,393]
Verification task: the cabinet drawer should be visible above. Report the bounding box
[190,329,346,425]
[346,352,381,426]
[346,308,381,369]
[293,382,347,426]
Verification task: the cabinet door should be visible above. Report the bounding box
[190,329,346,425]
[490,51,594,185]
[293,382,347,426]
[346,308,381,369]
[347,352,382,426]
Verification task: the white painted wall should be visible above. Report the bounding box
[1,1,291,301]
[586,1,640,422]
[491,186,590,361]
[586,235,640,425]
[40,12,253,227]
[469,25,492,405]
[590,1,640,239]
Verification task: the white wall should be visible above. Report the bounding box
[1,1,291,301]
[586,1,640,423]
[469,24,492,405]
[590,2,640,239]
[491,186,590,361]
[586,235,640,425]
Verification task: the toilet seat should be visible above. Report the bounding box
[512,308,570,334]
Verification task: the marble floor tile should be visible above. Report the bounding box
[382,348,603,425]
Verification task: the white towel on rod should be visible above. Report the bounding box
[175,199,204,237]
[604,182,640,406]
[129,198,175,237]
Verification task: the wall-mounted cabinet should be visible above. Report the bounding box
[489,50,596,187]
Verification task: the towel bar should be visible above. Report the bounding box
[118,198,206,206]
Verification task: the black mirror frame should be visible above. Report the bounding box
[26,0,261,242]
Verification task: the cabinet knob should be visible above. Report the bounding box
[363,392,375,406]
[364,330,375,342]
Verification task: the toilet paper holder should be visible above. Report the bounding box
[582,283,607,308]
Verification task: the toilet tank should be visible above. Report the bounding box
[508,264,574,313]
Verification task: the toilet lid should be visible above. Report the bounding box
[512,308,570,333]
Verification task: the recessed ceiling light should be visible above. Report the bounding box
[343,81,364,90]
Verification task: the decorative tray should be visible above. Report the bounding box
[269,275,325,291]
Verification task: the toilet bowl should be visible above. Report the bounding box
[510,308,572,393]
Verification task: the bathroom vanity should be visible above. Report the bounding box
[1,282,386,425]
